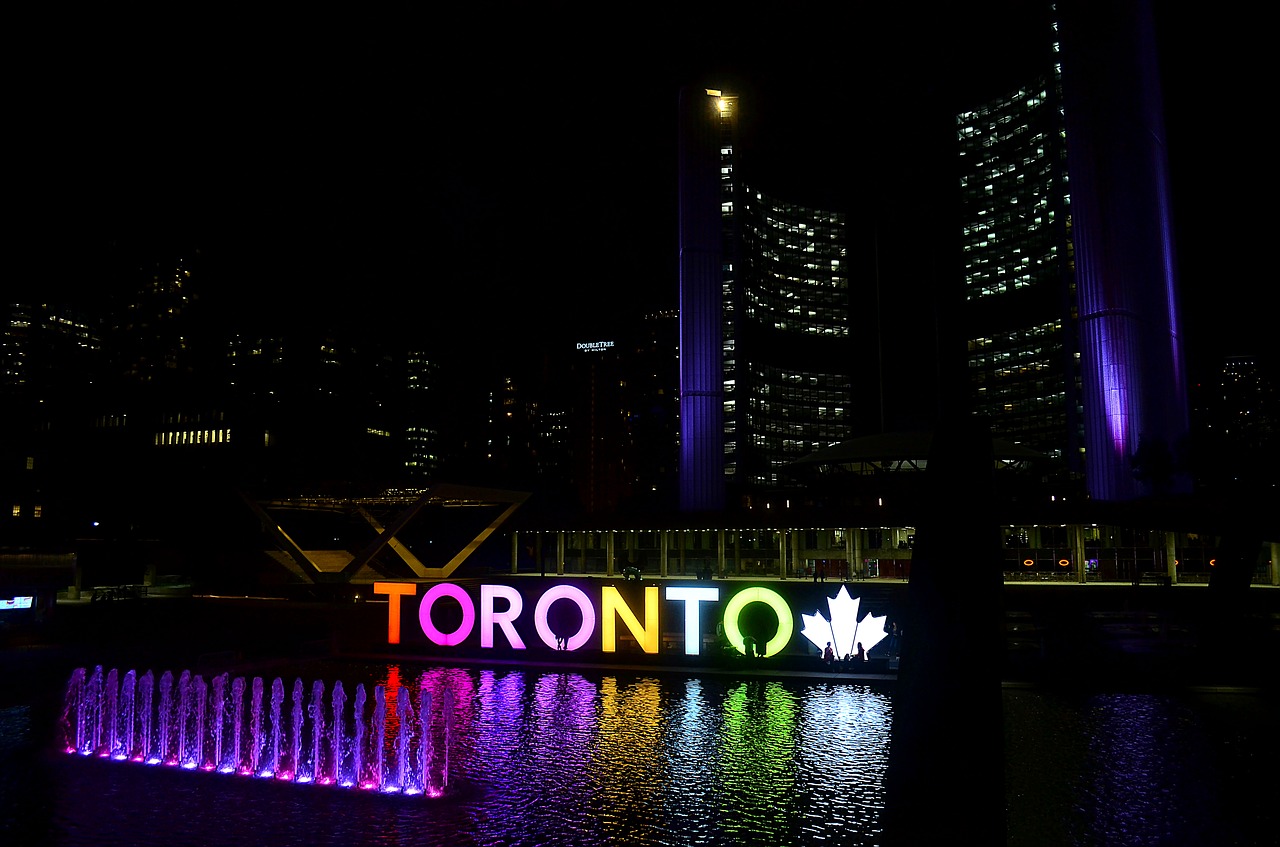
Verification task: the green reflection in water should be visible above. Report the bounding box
[719,681,799,843]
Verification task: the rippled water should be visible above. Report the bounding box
[1003,686,1278,847]
[9,665,895,847]
[4,663,1275,847]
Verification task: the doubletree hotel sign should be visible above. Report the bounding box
[374,582,887,659]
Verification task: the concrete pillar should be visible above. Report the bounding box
[1271,541,1279,586]
[718,528,726,578]
[557,531,566,576]
[1165,531,1177,584]
[733,531,741,576]
[606,532,615,577]
[778,531,787,579]
[790,529,800,579]
[1072,524,1087,584]
[845,528,854,578]
[660,530,669,578]
[854,527,864,578]
[580,532,587,574]
[511,530,519,574]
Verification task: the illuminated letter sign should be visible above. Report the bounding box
[418,583,475,646]
[665,586,719,655]
[601,586,659,653]
[533,584,596,650]
[374,581,822,660]
[722,586,794,657]
[799,585,887,658]
[480,584,526,649]
[374,582,418,644]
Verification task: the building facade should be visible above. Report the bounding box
[958,0,1190,502]
[678,87,852,514]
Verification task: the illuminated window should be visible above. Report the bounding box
[11,505,19,517]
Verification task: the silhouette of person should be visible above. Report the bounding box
[823,642,835,667]
[855,642,866,663]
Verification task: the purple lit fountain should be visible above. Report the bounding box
[61,665,451,797]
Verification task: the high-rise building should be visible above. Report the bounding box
[403,352,444,481]
[957,0,1190,502]
[678,87,852,513]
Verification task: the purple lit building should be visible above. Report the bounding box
[958,0,1189,501]
[677,87,852,514]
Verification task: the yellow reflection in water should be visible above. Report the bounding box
[589,676,665,842]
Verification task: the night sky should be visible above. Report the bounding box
[12,3,1265,388]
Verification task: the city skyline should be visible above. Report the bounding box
[10,3,1267,391]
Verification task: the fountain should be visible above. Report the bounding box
[61,665,452,797]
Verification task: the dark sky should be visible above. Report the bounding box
[12,3,1265,385]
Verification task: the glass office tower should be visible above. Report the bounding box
[958,0,1189,501]
[679,87,851,512]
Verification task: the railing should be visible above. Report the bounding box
[89,584,149,602]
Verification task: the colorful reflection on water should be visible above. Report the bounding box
[18,664,1275,846]
[366,664,895,846]
[45,663,894,846]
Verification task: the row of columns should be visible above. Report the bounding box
[512,530,1280,586]
[512,528,893,580]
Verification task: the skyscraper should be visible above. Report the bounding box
[958,0,1190,502]
[678,87,852,513]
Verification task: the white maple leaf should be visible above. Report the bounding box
[800,585,888,659]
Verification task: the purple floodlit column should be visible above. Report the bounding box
[1062,0,1189,501]
[678,85,726,513]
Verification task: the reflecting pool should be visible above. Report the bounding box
[20,664,894,847]
[3,661,1276,847]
